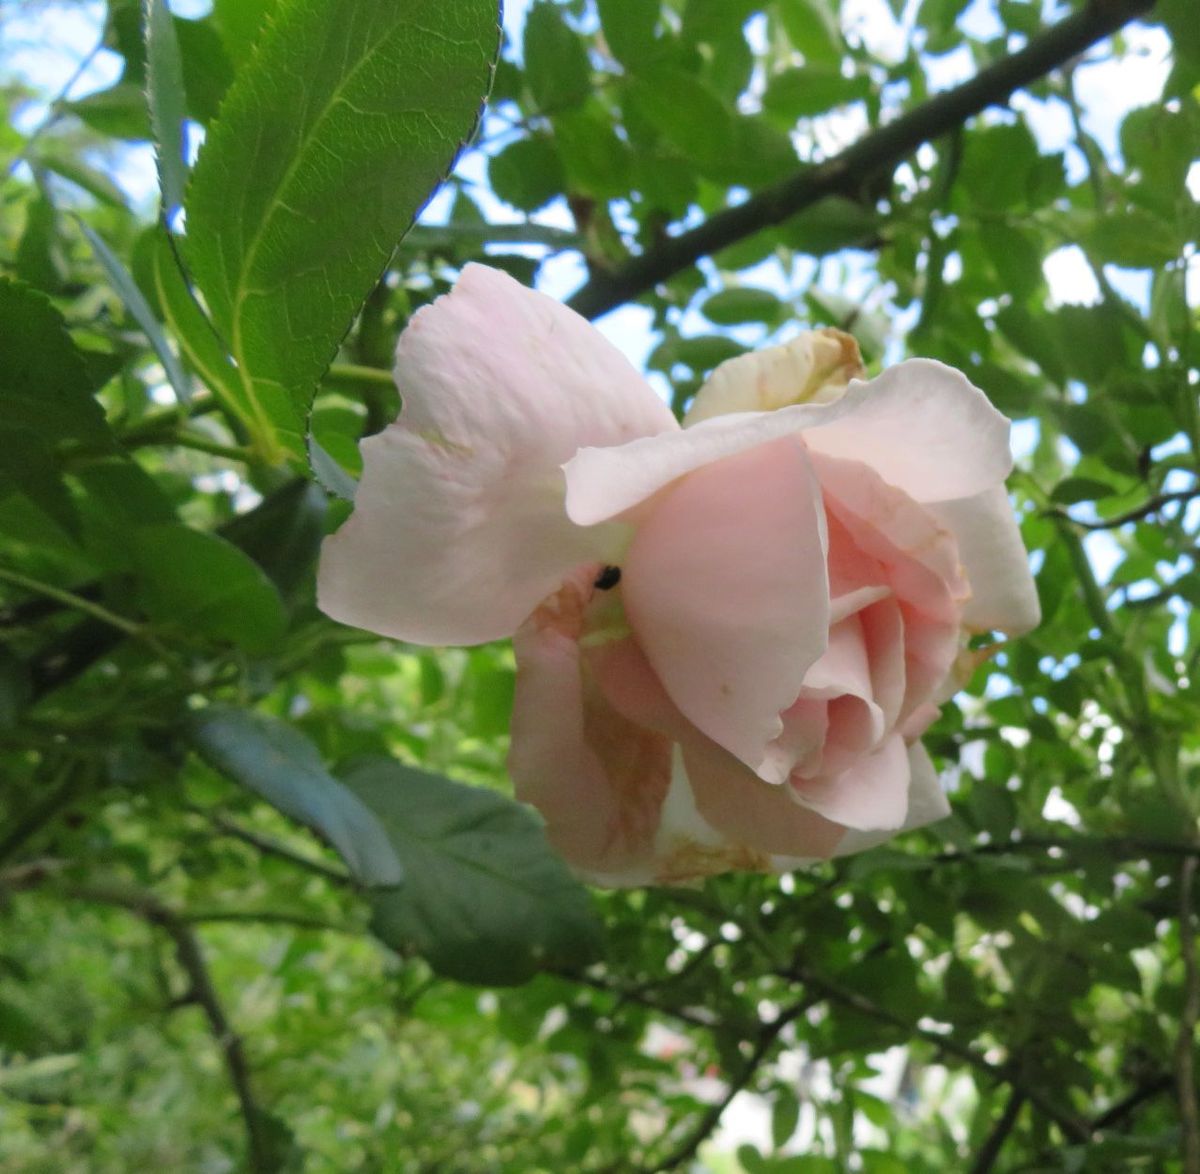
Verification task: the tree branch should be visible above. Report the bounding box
[197,807,353,887]
[1090,1072,1173,1132]
[566,0,1155,320]
[64,883,278,1172]
[970,1089,1027,1174]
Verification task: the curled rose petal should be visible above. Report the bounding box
[318,264,676,646]
[563,356,1011,527]
[927,487,1041,635]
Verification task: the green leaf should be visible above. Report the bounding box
[66,82,152,140]
[35,152,130,208]
[77,220,191,403]
[0,278,111,446]
[144,0,189,221]
[1050,477,1119,506]
[1086,210,1181,269]
[597,0,660,70]
[774,0,842,65]
[210,0,280,68]
[219,478,327,598]
[344,758,603,985]
[15,192,65,294]
[627,70,736,175]
[175,15,235,124]
[701,286,785,326]
[131,523,286,651]
[781,196,880,256]
[488,135,565,212]
[771,1090,801,1149]
[959,122,1039,211]
[308,436,358,502]
[523,2,591,112]
[189,706,404,888]
[184,0,499,462]
[0,427,79,536]
[150,230,241,407]
[762,66,870,121]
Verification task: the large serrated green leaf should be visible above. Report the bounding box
[344,758,603,986]
[184,0,500,462]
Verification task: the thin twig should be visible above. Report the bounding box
[560,969,729,1033]
[64,882,278,1172]
[6,31,105,176]
[199,808,354,887]
[643,997,815,1173]
[566,0,1154,319]
[1090,1073,1173,1131]
[1050,490,1200,531]
[0,565,143,641]
[1177,856,1200,1173]
[970,1089,1027,1174]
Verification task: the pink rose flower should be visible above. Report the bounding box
[318,264,1039,886]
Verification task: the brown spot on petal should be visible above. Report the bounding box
[654,838,773,884]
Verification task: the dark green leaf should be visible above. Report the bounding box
[16,192,65,294]
[762,66,870,121]
[0,427,79,536]
[0,278,110,446]
[523,2,591,112]
[131,523,285,651]
[701,286,785,326]
[774,0,842,64]
[190,706,403,887]
[66,83,151,140]
[488,135,565,212]
[1050,477,1119,505]
[596,0,660,70]
[345,758,603,985]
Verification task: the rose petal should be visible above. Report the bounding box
[319,264,677,645]
[801,360,1013,502]
[508,570,672,878]
[621,437,829,781]
[927,487,1041,635]
[680,736,846,859]
[564,359,1011,526]
[834,741,950,855]
[814,454,966,721]
[791,733,911,831]
[682,328,864,425]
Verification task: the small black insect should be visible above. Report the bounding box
[594,565,622,591]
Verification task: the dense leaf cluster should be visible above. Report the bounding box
[1,0,1198,1170]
